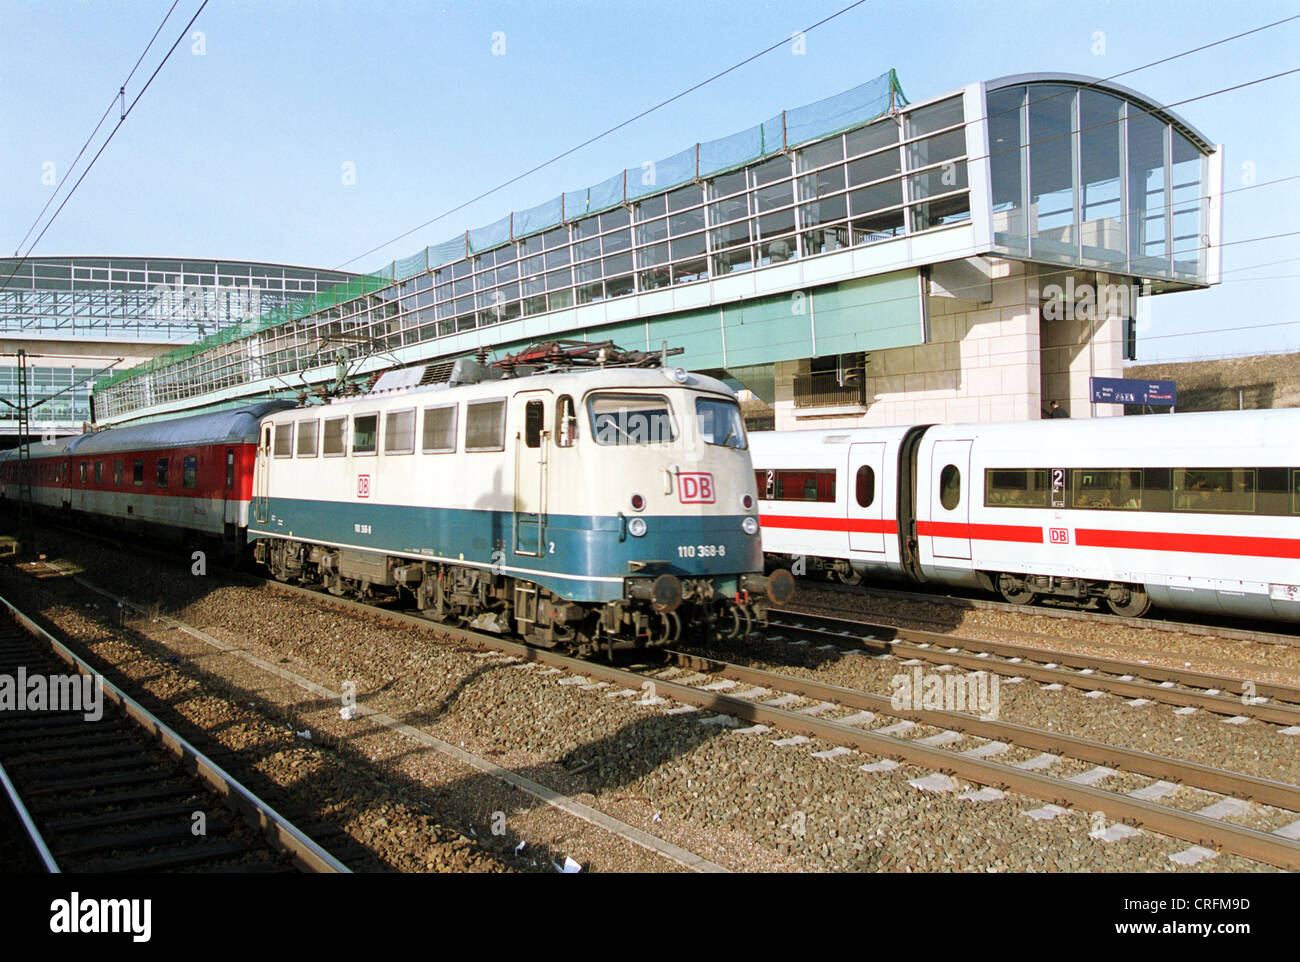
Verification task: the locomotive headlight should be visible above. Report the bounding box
[742,516,759,535]
[628,517,648,537]
[663,367,690,384]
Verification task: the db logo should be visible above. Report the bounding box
[1049,527,1069,544]
[357,474,371,498]
[678,472,715,504]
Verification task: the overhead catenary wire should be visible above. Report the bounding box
[11,0,182,257]
[0,0,208,296]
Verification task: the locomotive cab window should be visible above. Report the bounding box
[273,423,293,458]
[556,395,576,447]
[855,465,875,508]
[421,404,457,453]
[352,414,378,456]
[524,399,545,448]
[939,465,961,511]
[588,393,677,445]
[296,420,319,458]
[323,417,347,457]
[696,398,747,449]
[384,409,416,455]
[183,456,198,489]
[156,458,169,487]
[985,469,1050,508]
[465,399,507,452]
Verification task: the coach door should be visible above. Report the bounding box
[847,443,886,554]
[512,391,551,557]
[929,440,972,560]
[253,426,271,524]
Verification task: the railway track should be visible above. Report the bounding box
[813,580,1300,649]
[761,609,1300,728]
[0,593,349,873]
[52,568,1300,872]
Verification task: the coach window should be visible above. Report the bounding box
[524,400,544,448]
[79,461,87,484]
[1293,470,1300,514]
[94,462,103,485]
[1174,468,1254,513]
[183,456,198,489]
[465,399,507,452]
[1073,469,1142,509]
[939,465,961,511]
[556,395,576,447]
[421,404,457,453]
[755,468,836,502]
[225,450,235,489]
[156,458,169,487]
[985,469,1050,507]
[296,420,319,458]
[323,417,347,457]
[384,409,416,455]
[133,459,144,486]
[273,423,294,458]
[855,466,875,508]
[114,460,123,486]
[352,414,378,456]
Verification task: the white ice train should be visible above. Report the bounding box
[749,410,1300,622]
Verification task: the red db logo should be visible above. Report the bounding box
[678,472,715,504]
[1049,527,1069,544]
[357,474,371,498]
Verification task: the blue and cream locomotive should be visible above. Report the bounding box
[249,342,793,654]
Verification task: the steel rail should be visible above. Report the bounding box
[0,757,60,872]
[839,582,1300,649]
[235,581,1300,870]
[0,591,349,874]
[767,612,1300,725]
[664,650,1300,811]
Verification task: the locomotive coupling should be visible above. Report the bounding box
[626,573,684,613]
[743,569,797,606]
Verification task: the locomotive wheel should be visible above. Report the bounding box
[997,573,1037,606]
[1106,586,1152,618]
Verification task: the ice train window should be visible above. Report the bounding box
[754,468,836,503]
[939,465,961,511]
[1173,468,1255,513]
[1294,469,1300,515]
[422,404,457,453]
[384,409,415,455]
[465,399,506,452]
[323,418,347,457]
[352,414,378,455]
[588,393,677,445]
[855,466,875,508]
[296,420,319,458]
[985,469,1050,508]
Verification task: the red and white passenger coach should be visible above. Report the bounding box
[750,410,1300,622]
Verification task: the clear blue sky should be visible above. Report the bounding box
[2,0,1297,362]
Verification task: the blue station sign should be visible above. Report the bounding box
[1090,376,1177,406]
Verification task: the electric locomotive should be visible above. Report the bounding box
[250,342,794,654]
